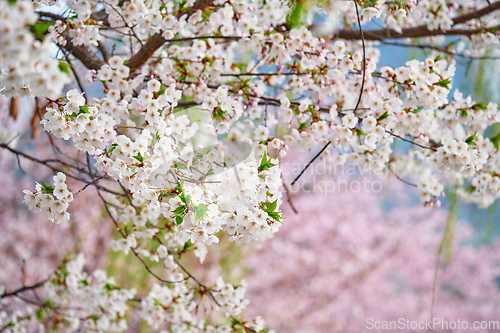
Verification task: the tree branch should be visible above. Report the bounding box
[37,12,105,70]
[126,0,215,71]
[335,1,500,40]
[63,37,105,70]
[1,280,48,299]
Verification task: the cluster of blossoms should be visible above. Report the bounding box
[353,0,499,56]
[0,1,70,97]
[140,276,252,331]
[43,254,137,332]
[23,172,73,223]
[40,83,284,261]
[42,89,117,153]
[0,255,136,333]
[1,251,265,333]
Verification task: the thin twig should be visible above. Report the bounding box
[74,174,106,195]
[290,0,366,187]
[283,182,298,214]
[290,142,331,186]
[386,131,438,151]
[1,280,48,299]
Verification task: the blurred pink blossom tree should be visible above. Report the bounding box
[245,160,500,332]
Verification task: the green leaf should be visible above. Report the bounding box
[29,21,53,40]
[258,153,277,172]
[152,132,160,146]
[436,78,452,90]
[465,131,478,146]
[377,111,389,121]
[354,127,364,138]
[175,215,184,226]
[104,283,114,291]
[107,143,119,156]
[491,132,500,150]
[176,179,185,192]
[133,152,144,163]
[183,241,194,251]
[36,308,44,320]
[268,199,278,212]
[40,181,54,194]
[213,108,226,121]
[65,112,78,119]
[262,199,278,213]
[268,211,282,223]
[124,221,134,234]
[157,84,167,96]
[172,205,186,215]
[473,102,487,111]
[259,153,268,170]
[79,105,90,114]
[58,61,71,76]
[193,204,209,222]
[6,0,18,5]
[287,1,304,28]
[173,161,186,169]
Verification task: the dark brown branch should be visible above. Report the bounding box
[36,11,67,21]
[0,143,124,197]
[37,12,105,71]
[126,0,215,71]
[1,280,48,299]
[63,37,105,70]
[283,182,298,214]
[386,131,438,151]
[74,174,106,195]
[98,41,110,62]
[379,39,500,60]
[335,1,500,40]
[290,142,331,187]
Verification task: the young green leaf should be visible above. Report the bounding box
[491,132,500,150]
[464,131,478,146]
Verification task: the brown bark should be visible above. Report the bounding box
[64,38,105,70]
[126,0,215,71]
[335,0,500,41]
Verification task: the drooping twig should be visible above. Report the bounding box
[1,280,48,299]
[283,182,299,214]
[291,0,366,187]
[74,174,107,195]
[290,142,331,187]
[386,131,438,151]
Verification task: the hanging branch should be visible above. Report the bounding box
[291,0,367,187]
